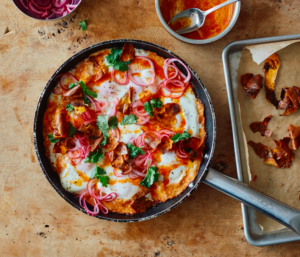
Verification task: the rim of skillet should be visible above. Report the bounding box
[33,39,216,222]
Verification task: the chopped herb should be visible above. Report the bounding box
[143,102,153,117]
[120,114,138,125]
[79,20,87,31]
[126,143,145,158]
[99,137,108,146]
[150,97,163,108]
[96,115,109,138]
[66,103,74,112]
[140,166,159,188]
[98,175,110,187]
[144,97,163,116]
[90,167,110,187]
[106,48,131,72]
[83,95,89,106]
[68,122,76,137]
[48,134,58,143]
[171,131,190,143]
[78,81,97,98]
[108,116,118,129]
[69,82,77,89]
[84,148,103,164]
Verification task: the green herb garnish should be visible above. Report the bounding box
[90,167,110,187]
[83,95,89,106]
[69,82,77,89]
[48,134,58,143]
[140,166,159,188]
[99,137,108,146]
[96,115,109,138]
[84,148,103,164]
[120,114,138,125]
[126,143,145,158]
[68,122,76,137]
[106,48,131,72]
[66,103,74,112]
[79,20,87,31]
[108,116,118,129]
[171,131,190,143]
[144,97,163,117]
[68,81,97,98]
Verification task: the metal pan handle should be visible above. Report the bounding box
[203,168,300,235]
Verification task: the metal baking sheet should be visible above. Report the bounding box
[222,34,300,246]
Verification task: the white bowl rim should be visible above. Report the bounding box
[155,0,241,45]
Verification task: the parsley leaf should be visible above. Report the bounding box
[126,143,145,158]
[98,175,110,187]
[171,131,190,143]
[68,122,77,137]
[83,95,89,106]
[69,82,77,89]
[150,97,163,108]
[79,20,87,31]
[144,97,163,117]
[66,103,74,112]
[96,115,109,138]
[48,134,58,143]
[68,81,97,98]
[108,116,118,129]
[140,166,159,188]
[90,167,110,187]
[106,48,131,72]
[99,137,108,146]
[84,148,103,164]
[78,81,97,98]
[144,102,153,117]
[120,114,138,125]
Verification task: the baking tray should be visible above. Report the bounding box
[222,34,300,246]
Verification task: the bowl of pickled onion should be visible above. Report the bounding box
[155,0,241,44]
[13,0,82,20]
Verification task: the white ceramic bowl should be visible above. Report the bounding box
[155,0,241,44]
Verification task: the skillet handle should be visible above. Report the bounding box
[203,168,300,235]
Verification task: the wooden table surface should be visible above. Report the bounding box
[1,0,300,256]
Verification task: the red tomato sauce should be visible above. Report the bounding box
[160,0,234,40]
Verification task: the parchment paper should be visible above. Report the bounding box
[237,41,300,232]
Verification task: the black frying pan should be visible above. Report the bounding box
[33,40,300,232]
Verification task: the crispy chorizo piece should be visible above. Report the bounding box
[131,187,152,213]
[117,87,133,114]
[249,115,273,137]
[53,112,68,139]
[182,137,204,161]
[120,43,135,62]
[263,53,280,106]
[278,86,300,116]
[150,103,180,128]
[157,137,173,154]
[63,85,83,98]
[53,137,76,154]
[288,125,300,150]
[78,124,103,152]
[247,138,294,169]
[68,98,85,107]
[241,73,263,99]
[110,142,132,174]
[89,56,108,82]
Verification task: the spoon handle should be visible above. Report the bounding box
[204,0,240,16]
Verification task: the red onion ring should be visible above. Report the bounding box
[60,73,78,90]
[128,56,156,86]
[108,97,119,117]
[165,58,191,84]
[111,69,129,85]
[113,168,124,177]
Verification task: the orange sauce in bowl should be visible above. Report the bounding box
[160,0,234,40]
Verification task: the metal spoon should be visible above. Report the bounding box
[168,0,240,35]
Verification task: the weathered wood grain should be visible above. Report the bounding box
[1,0,300,256]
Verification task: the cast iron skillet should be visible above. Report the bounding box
[34,40,300,233]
